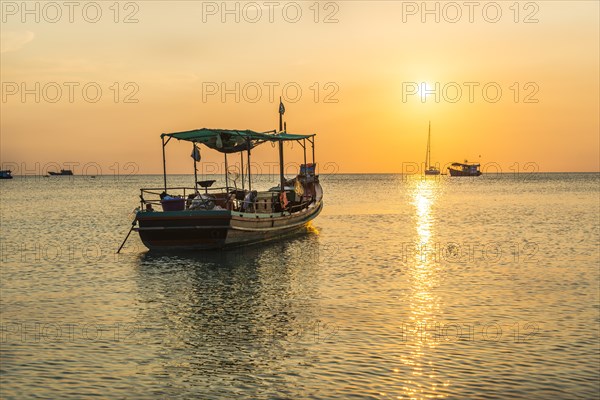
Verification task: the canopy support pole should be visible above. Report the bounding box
[224,153,229,193]
[303,138,307,167]
[161,135,167,192]
[247,139,252,192]
[193,143,198,193]
[240,151,245,190]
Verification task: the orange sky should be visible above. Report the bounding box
[1,1,598,174]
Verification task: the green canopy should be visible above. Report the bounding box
[162,128,314,153]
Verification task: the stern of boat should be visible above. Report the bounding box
[135,209,232,250]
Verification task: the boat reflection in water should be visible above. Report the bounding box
[132,234,327,397]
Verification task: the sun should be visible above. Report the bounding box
[417,81,433,101]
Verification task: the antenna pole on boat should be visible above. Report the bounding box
[279,96,284,132]
[279,140,285,193]
[161,134,167,191]
[278,98,285,194]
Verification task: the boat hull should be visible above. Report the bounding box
[448,168,482,177]
[424,170,440,176]
[135,201,323,250]
[135,210,232,249]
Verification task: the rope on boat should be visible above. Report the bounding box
[116,216,138,254]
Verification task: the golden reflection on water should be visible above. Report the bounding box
[398,177,449,399]
[305,221,320,235]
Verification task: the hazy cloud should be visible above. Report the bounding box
[1,31,35,54]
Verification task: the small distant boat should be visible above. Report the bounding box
[48,169,74,176]
[0,170,13,179]
[448,161,482,176]
[424,121,440,175]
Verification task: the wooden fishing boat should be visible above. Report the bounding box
[424,121,440,175]
[122,102,323,251]
[448,161,482,176]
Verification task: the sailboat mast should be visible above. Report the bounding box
[425,121,431,169]
[425,121,431,168]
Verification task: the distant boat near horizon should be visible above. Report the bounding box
[0,170,13,179]
[448,161,482,176]
[48,169,74,176]
[424,121,440,176]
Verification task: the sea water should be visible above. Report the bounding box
[1,173,599,398]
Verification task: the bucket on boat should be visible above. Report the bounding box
[300,163,316,176]
[160,198,185,211]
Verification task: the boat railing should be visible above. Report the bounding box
[139,186,314,215]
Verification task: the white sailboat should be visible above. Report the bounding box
[424,121,440,175]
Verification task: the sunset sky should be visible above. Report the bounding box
[1,1,598,174]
